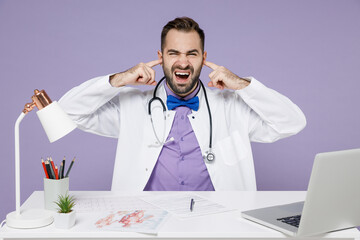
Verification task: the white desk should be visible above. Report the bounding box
[1,191,359,239]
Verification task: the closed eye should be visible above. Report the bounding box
[187,50,199,56]
[167,49,200,57]
[167,50,180,56]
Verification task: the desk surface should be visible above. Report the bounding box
[1,191,359,239]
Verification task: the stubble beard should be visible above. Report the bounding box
[163,64,202,96]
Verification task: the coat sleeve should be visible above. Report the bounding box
[58,75,122,138]
[236,77,307,143]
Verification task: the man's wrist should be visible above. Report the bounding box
[235,77,251,90]
[109,73,125,87]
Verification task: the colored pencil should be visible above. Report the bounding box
[55,166,59,180]
[47,159,56,179]
[41,158,49,179]
[65,157,75,178]
[49,157,56,174]
[45,161,54,179]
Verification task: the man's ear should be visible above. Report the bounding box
[202,51,207,66]
[157,50,163,66]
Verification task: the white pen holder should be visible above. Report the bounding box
[44,177,69,211]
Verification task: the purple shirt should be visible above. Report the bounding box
[144,82,215,191]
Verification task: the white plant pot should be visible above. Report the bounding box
[54,210,76,229]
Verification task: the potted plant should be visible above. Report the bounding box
[54,194,76,229]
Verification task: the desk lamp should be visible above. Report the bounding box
[6,89,76,228]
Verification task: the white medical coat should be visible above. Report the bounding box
[59,75,306,191]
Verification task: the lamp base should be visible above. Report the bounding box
[6,209,54,228]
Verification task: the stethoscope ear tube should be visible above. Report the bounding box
[148,76,167,115]
[199,81,213,152]
[148,97,166,115]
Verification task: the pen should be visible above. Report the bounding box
[61,157,66,179]
[65,157,75,178]
[59,161,63,179]
[41,158,49,179]
[190,198,195,212]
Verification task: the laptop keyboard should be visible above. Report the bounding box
[277,215,301,228]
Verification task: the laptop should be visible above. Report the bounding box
[242,148,360,237]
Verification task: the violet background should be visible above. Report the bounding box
[0,0,359,221]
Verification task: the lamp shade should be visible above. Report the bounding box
[36,101,76,142]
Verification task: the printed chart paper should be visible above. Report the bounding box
[93,209,169,234]
[141,193,233,218]
[74,195,158,213]
[74,195,168,233]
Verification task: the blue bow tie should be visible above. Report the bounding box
[166,95,199,111]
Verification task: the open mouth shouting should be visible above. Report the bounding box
[173,68,192,84]
[166,63,200,96]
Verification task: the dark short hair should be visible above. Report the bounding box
[161,17,205,52]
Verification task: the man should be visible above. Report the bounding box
[59,17,306,191]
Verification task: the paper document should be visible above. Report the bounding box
[74,195,157,213]
[73,193,231,233]
[74,195,168,234]
[141,193,232,218]
[93,209,169,234]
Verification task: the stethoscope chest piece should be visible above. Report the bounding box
[204,151,215,162]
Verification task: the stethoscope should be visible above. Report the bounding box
[148,76,215,162]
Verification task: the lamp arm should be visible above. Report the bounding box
[15,112,26,216]
[6,90,70,228]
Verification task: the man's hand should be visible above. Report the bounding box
[110,59,162,87]
[204,61,250,90]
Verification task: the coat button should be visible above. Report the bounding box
[145,168,148,171]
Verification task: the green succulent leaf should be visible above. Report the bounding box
[54,194,76,213]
